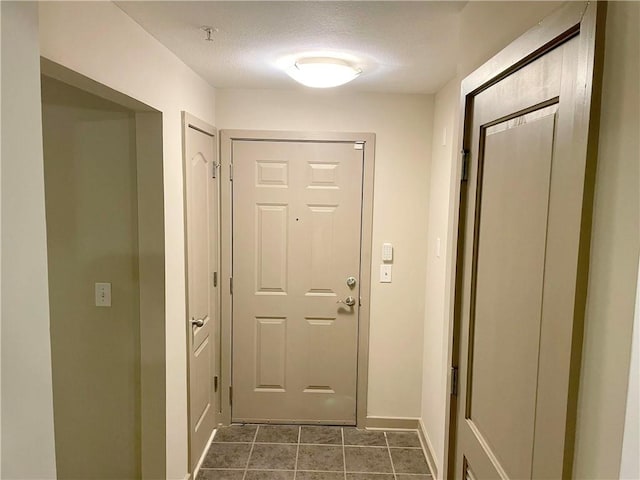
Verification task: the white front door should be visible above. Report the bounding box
[184,117,218,470]
[232,139,364,424]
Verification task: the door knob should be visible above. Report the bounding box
[337,296,356,307]
[191,317,204,327]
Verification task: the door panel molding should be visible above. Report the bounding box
[446,2,606,479]
[220,130,375,427]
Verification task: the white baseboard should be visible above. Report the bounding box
[365,416,437,478]
[418,418,439,479]
[365,416,420,430]
[191,428,217,480]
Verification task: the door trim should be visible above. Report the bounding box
[219,130,375,427]
[444,2,606,478]
[182,112,220,474]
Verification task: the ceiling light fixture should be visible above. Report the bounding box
[285,57,362,88]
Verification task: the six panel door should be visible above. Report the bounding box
[232,140,364,424]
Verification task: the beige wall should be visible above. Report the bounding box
[41,77,141,480]
[38,3,217,478]
[1,2,57,478]
[0,2,3,472]
[457,1,563,76]
[573,3,640,478]
[620,259,640,479]
[0,3,3,472]
[134,111,167,480]
[420,77,459,478]
[216,88,434,418]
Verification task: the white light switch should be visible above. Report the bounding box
[95,282,111,307]
[380,264,392,283]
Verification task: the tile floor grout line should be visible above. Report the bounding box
[341,427,347,480]
[216,441,352,446]
[213,442,411,448]
[215,441,366,447]
[201,466,430,475]
[385,431,399,480]
[293,426,301,480]
[241,426,260,480]
[341,445,400,449]
[202,467,294,471]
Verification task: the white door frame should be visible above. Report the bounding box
[219,130,375,427]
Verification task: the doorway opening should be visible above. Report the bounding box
[40,59,166,480]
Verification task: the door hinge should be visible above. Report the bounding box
[229,164,233,181]
[229,386,233,407]
[212,163,220,179]
[354,142,364,150]
[229,277,233,295]
[213,272,218,287]
[214,375,219,392]
[451,366,459,396]
[461,150,470,182]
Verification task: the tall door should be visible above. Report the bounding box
[232,140,364,424]
[452,4,602,480]
[184,118,219,470]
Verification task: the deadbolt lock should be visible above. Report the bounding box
[346,276,357,288]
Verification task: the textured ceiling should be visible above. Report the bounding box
[116,1,465,94]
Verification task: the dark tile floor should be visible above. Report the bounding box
[197,425,433,480]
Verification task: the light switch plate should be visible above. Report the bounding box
[380,264,392,283]
[95,282,111,307]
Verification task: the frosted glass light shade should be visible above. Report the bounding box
[285,57,361,88]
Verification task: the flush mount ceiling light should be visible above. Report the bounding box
[285,57,362,88]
